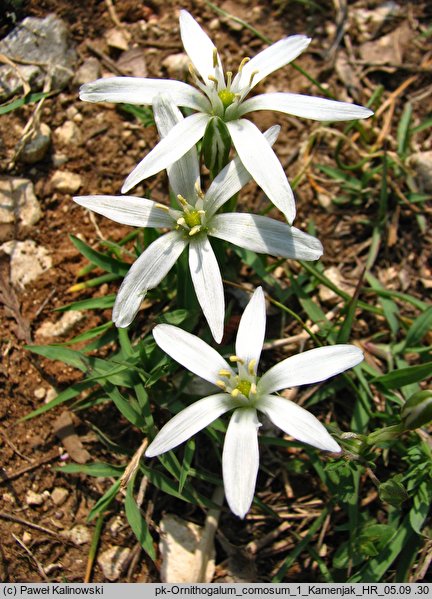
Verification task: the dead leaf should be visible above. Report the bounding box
[53,411,91,464]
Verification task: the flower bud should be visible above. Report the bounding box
[401,390,432,430]
[202,116,231,174]
[379,478,409,507]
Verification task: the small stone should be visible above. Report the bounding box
[0,240,52,288]
[45,387,57,404]
[51,170,82,194]
[62,524,90,546]
[51,487,69,506]
[26,490,45,506]
[318,266,355,304]
[0,178,42,242]
[36,310,84,338]
[22,532,32,544]
[162,53,189,79]
[97,546,131,581]
[105,28,129,51]
[159,514,215,583]
[409,151,432,193]
[19,123,51,164]
[34,387,46,399]
[117,48,147,78]
[52,153,68,167]
[73,57,101,86]
[2,492,15,504]
[54,121,82,146]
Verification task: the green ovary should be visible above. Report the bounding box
[184,210,202,228]
[218,89,235,109]
[236,379,252,398]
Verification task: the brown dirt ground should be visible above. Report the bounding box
[0,0,431,583]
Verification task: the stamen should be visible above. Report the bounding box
[189,225,201,236]
[250,383,257,395]
[194,180,205,199]
[212,48,218,69]
[176,217,186,227]
[249,70,259,87]
[208,74,219,87]
[177,194,188,207]
[219,369,232,377]
[155,203,169,212]
[238,57,250,72]
[197,210,206,215]
[216,380,227,390]
[188,63,199,80]
[229,355,244,364]
[231,389,240,398]
[248,359,257,375]
[226,71,232,89]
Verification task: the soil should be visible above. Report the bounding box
[0,0,431,584]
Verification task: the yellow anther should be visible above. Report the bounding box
[155,203,169,212]
[189,225,201,236]
[177,194,188,207]
[188,63,199,80]
[249,70,259,87]
[229,355,244,364]
[194,180,205,199]
[219,369,232,378]
[216,380,227,390]
[238,57,250,72]
[226,71,232,88]
[250,383,257,395]
[176,217,186,227]
[197,210,206,215]
[212,48,218,68]
[208,74,218,86]
[231,389,240,398]
[248,359,257,375]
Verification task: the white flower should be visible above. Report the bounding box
[146,287,364,518]
[74,96,323,343]
[80,10,373,224]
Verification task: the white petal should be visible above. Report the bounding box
[227,119,295,224]
[204,125,280,218]
[258,345,364,395]
[235,287,266,370]
[239,92,374,121]
[121,113,209,193]
[222,408,261,518]
[145,393,233,457]
[232,35,310,93]
[73,195,173,228]
[179,10,224,85]
[258,394,341,452]
[189,237,225,344]
[153,95,200,200]
[113,231,187,327]
[153,324,234,385]
[209,213,323,261]
[79,77,208,111]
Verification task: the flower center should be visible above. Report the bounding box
[235,379,252,398]
[216,356,258,403]
[175,194,207,237]
[218,89,236,109]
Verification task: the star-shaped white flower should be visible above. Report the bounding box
[74,96,323,343]
[80,10,373,224]
[146,287,363,518]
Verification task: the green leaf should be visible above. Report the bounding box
[365,272,399,336]
[102,383,145,428]
[56,462,125,477]
[27,344,89,371]
[0,91,51,115]
[397,102,412,157]
[179,438,195,493]
[372,362,432,389]
[410,480,431,534]
[21,380,93,420]
[87,479,122,521]
[404,306,432,348]
[125,478,156,560]
[70,235,129,276]
[62,322,113,345]
[56,294,116,312]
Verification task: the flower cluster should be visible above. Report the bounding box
[76,10,371,517]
